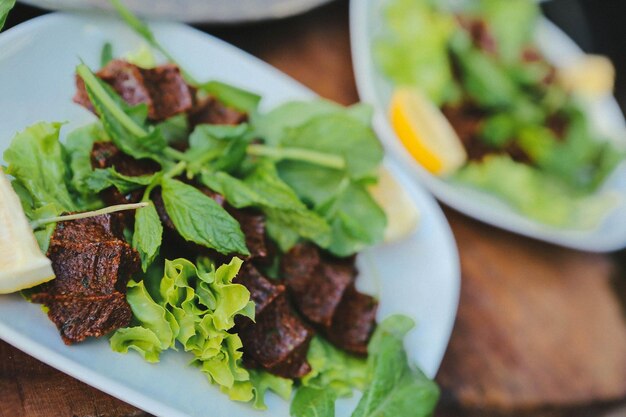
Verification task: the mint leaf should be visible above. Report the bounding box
[199,80,261,113]
[133,202,163,272]
[3,122,77,211]
[160,178,249,255]
[86,167,155,194]
[188,123,252,174]
[100,41,113,67]
[351,315,439,417]
[291,387,336,417]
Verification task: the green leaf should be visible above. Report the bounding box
[249,369,293,410]
[0,0,15,31]
[125,280,177,350]
[77,63,167,162]
[100,41,113,67]
[302,336,368,397]
[160,178,249,255]
[351,315,439,417]
[454,155,620,229]
[199,80,261,113]
[3,122,77,211]
[253,99,374,147]
[110,0,198,85]
[86,167,155,194]
[265,206,332,252]
[132,202,163,272]
[187,123,252,174]
[156,114,189,144]
[110,326,163,363]
[291,387,336,417]
[282,113,383,179]
[65,122,108,195]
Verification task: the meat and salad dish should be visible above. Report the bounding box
[0,2,438,416]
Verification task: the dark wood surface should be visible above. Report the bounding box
[2,1,626,416]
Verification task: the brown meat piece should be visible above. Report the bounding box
[189,96,248,127]
[32,293,132,345]
[90,141,160,212]
[75,60,193,122]
[237,292,313,379]
[325,285,378,356]
[457,16,497,55]
[442,103,491,162]
[281,243,355,328]
[228,209,268,260]
[31,214,139,345]
[233,263,284,319]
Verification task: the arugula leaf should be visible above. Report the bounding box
[100,41,113,67]
[291,387,336,417]
[86,167,155,194]
[65,122,108,196]
[200,80,261,113]
[76,63,167,162]
[160,178,249,255]
[0,0,15,31]
[253,99,373,147]
[188,123,252,174]
[282,113,383,179]
[133,202,163,272]
[351,315,439,417]
[3,122,77,211]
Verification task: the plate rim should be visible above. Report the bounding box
[0,11,460,416]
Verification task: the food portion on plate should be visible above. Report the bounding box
[0,4,437,416]
[374,0,624,229]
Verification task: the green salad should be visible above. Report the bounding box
[1,2,439,416]
[375,0,624,228]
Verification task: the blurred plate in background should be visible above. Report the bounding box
[18,0,334,23]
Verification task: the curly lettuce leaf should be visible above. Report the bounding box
[111,257,255,401]
[249,369,293,410]
[455,155,620,229]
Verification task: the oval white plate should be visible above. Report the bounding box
[19,0,333,23]
[0,13,460,417]
[351,0,626,252]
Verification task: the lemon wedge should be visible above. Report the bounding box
[0,167,54,294]
[558,54,615,98]
[370,168,420,243]
[389,87,467,176]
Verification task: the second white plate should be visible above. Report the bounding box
[351,0,626,252]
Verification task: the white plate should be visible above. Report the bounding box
[18,0,333,23]
[0,13,460,417]
[351,0,626,252]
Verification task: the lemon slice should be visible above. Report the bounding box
[558,54,615,98]
[370,167,420,243]
[389,87,467,176]
[0,167,54,294]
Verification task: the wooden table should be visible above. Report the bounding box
[3,1,626,416]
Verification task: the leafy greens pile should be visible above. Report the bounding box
[375,0,624,228]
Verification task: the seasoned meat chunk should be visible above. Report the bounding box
[281,243,355,328]
[75,60,194,121]
[189,96,248,127]
[325,285,378,356]
[237,292,313,379]
[31,214,139,345]
[233,263,284,319]
[33,293,132,345]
